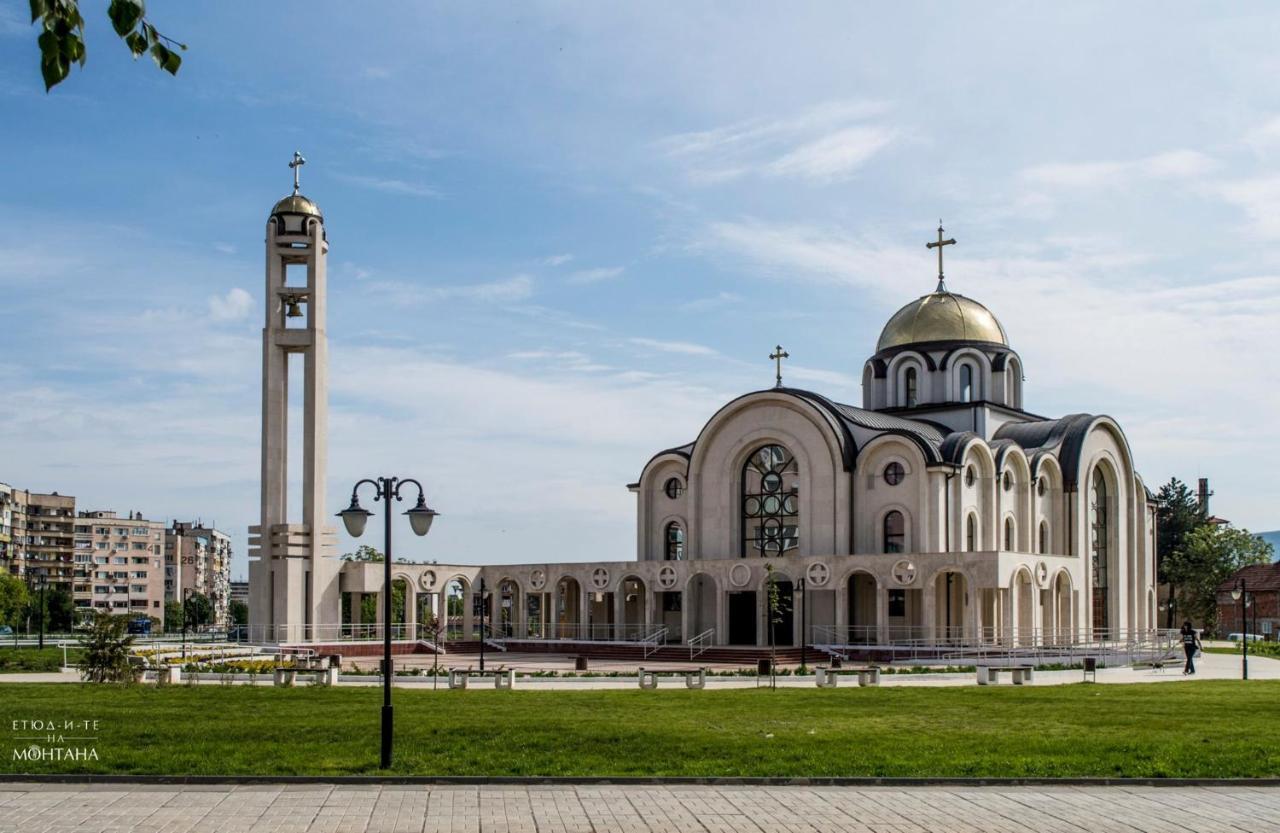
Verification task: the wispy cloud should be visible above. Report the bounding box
[1021,149,1218,189]
[628,337,717,356]
[334,173,441,198]
[1218,175,1280,240]
[207,288,253,321]
[542,254,574,266]
[658,99,895,184]
[567,266,625,284]
[368,274,534,305]
[679,291,741,312]
[0,5,25,36]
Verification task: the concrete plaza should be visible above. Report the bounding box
[2,782,1277,833]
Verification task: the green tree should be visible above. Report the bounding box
[163,600,183,633]
[1164,524,1273,634]
[229,600,249,627]
[29,0,186,91]
[1155,477,1206,626]
[78,610,139,683]
[46,585,75,631]
[763,563,790,689]
[342,544,385,563]
[0,575,30,637]
[184,592,214,628]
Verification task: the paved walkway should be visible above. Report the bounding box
[3,783,1278,832]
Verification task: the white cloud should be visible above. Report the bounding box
[567,266,625,284]
[360,67,392,80]
[542,254,574,266]
[658,99,895,184]
[1243,115,1280,153]
[207,288,253,321]
[213,242,237,255]
[628,337,717,356]
[1218,175,1280,240]
[334,173,441,198]
[367,274,534,305]
[679,291,742,312]
[1021,149,1217,189]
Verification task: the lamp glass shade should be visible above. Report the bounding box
[405,499,438,537]
[337,500,372,537]
[1231,588,1243,601]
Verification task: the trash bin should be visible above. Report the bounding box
[830,656,843,669]
[575,656,588,671]
[1083,656,1097,682]
[757,658,771,675]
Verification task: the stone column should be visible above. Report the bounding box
[923,579,937,645]
[613,590,626,640]
[404,583,416,639]
[1000,588,1013,646]
[875,587,888,644]
[349,591,362,630]
[834,581,848,642]
[462,589,474,641]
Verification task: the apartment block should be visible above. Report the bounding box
[23,492,76,587]
[165,522,233,628]
[0,483,16,575]
[74,510,166,625]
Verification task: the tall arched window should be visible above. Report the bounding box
[1090,468,1110,631]
[959,364,974,402]
[742,444,799,557]
[883,511,905,553]
[1038,520,1049,554]
[1004,517,1014,551]
[664,522,685,561]
[904,367,918,408]
[965,513,978,552]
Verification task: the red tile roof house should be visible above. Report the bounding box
[1215,563,1280,640]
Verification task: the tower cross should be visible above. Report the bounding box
[769,344,790,388]
[926,221,956,292]
[289,150,306,195]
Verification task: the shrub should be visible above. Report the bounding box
[79,612,140,684]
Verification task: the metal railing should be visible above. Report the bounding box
[641,626,668,659]
[689,628,715,660]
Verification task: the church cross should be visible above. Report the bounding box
[770,344,790,388]
[926,221,956,292]
[289,150,306,195]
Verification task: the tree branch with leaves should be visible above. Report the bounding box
[30,0,186,91]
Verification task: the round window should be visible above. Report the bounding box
[965,466,976,487]
[663,478,683,499]
[761,472,783,493]
[1037,478,1046,497]
[1002,471,1013,492]
[884,461,905,486]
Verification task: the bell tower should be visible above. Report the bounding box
[248,151,338,642]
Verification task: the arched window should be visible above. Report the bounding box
[904,367,918,408]
[1004,517,1014,551]
[959,364,974,402]
[664,523,684,561]
[742,444,799,557]
[883,510,905,553]
[1090,468,1110,631]
[965,513,978,552]
[1038,520,1049,554]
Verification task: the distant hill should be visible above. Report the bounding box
[1259,530,1280,561]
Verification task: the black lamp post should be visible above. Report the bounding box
[797,576,807,670]
[36,574,47,650]
[478,577,488,672]
[181,587,193,660]
[338,476,438,770]
[1231,578,1249,680]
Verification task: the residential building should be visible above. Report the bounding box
[1216,562,1280,640]
[166,522,233,628]
[23,492,76,588]
[74,510,166,625]
[230,580,249,606]
[0,483,16,575]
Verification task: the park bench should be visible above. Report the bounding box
[815,665,881,688]
[272,666,340,687]
[976,665,1034,686]
[448,666,515,690]
[637,666,707,689]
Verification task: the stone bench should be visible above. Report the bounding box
[977,665,1034,686]
[815,666,881,688]
[448,667,515,690]
[638,667,707,689]
[272,666,339,687]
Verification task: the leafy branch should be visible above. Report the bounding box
[30,0,187,91]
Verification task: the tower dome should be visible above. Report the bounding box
[876,290,1007,352]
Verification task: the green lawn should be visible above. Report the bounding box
[0,647,80,673]
[1,681,1277,778]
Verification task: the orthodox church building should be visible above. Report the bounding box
[249,166,1157,649]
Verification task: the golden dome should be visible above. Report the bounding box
[876,291,1007,352]
[270,194,322,219]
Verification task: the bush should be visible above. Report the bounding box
[79,612,140,684]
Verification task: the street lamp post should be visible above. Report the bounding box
[338,476,438,770]
[1231,578,1249,681]
[182,587,193,660]
[36,574,47,650]
[478,577,488,672]
[797,577,807,671]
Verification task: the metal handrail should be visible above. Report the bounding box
[689,628,715,660]
[641,626,668,659]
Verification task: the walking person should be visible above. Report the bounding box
[1181,620,1201,675]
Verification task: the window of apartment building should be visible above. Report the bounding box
[95,527,109,535]
[94,586,108,594]
[131,571,147,579]
[74,525,90,534]
[95,542,108,550]
[132,543,146,550]
[132,527,147,535]
[130,584,147,594]
[74,554,90,563]
[112,557,126,564]
[114,528,127,536]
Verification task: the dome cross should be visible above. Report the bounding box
[289,150,306,196]
[926,221,956,292]
[769,345,790,388]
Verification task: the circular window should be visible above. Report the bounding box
[663,478,683,499]
[884,461,905,486]
[744,496,761,517]
[761,472,783,493]
[965,466,976,487]
[1002,471,1013,492]
[1037,479,1046,497]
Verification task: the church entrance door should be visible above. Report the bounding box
[769,580,795,647]
[728,592,756,645]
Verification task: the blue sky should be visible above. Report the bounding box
[2,2,1278,579]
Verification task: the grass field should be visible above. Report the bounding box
[2,681,1278,778]
[0,647,80,673]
